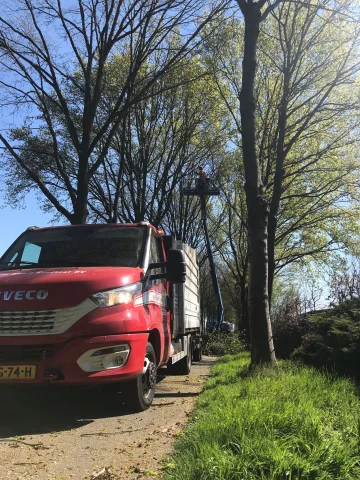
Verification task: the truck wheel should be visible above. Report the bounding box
[193,342,202,362]
[125,342,157,411]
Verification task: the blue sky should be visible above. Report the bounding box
[0,193,54,256]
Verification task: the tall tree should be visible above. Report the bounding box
[85,55,227,228]
[203,0,360,364]
[258,0,360,302]
[234,0,279,365]
[0,0,226,224]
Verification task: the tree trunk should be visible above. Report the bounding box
[239,3,275,365]
[72,153,90,224]
[268,71,289,305]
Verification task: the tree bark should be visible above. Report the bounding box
[239,2,276,365]
[72,151,90,224]
[268,70,289,305]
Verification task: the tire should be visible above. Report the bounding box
[193,341,202,362]
[125,342,157,411]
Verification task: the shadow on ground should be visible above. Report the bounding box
[156,391,199,398]
[0,359,215,439]
[0,375,166,438]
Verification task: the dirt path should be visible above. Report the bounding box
[0,356,215,480]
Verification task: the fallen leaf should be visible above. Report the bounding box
[91,466,114,480]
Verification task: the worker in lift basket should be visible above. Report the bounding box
[197,166,208,189]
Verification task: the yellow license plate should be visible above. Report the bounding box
[0,365,36,380]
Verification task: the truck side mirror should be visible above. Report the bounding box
[166,249,186,284]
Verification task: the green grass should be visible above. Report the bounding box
[163,353,360,480]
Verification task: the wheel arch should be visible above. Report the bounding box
[148,329,161,365]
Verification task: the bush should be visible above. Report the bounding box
[271,290,305,359]
[293,299,360,378]
[273,319,305,359]
[202,332,245,356]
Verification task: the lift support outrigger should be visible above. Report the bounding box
[183,167,224,329]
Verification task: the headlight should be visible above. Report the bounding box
[90,282,142,308]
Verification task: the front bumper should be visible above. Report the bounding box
[0,333,148,385]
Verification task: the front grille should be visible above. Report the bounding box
[0,344,56,361]
[0,299,96,336]
[0,311,56,334]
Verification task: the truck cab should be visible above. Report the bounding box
[0,223,201,410]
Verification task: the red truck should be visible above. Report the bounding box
[0,222,202,411]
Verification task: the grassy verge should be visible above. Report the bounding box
[163,353,360,480]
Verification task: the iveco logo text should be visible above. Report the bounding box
[0,290,49,301]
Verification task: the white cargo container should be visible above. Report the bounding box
[163,237,202,374]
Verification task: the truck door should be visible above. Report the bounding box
[147,234,170,364]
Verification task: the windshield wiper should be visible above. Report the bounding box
[0,261,39,269]
[0,259,119,270]
[0,261,38,264]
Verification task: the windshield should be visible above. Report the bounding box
[0,226,146,270]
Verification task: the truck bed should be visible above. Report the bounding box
[172,241,200,337]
